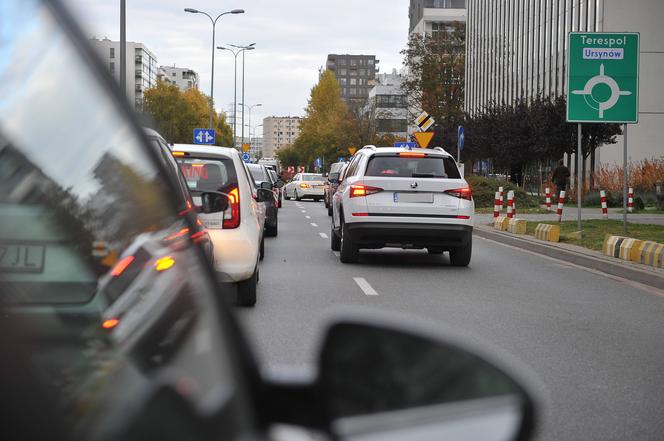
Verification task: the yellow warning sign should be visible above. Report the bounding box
[414,132,434,148]
[242,143,251,152]
[348,146,357,155]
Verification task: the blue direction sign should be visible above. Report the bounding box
[458,126,465,151]
[337,156,345,163]
[395,142,417,149]
[242,152,251,163]
[314,157,322,168]
[193,128,215,145]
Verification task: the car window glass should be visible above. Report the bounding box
[302,174,323,181]
[365,155,461,179]
[247,165,266,182]
[176,157,236,194]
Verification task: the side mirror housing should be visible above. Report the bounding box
[275,180,285,188]
[322,172,329,178]
[256,188,273,203]
[259,181,273,190]
[200,192,228,213]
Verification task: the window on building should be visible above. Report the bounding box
[350,59,358,66]
[359,69,367,76]
[339,58,347,66]
[109,62,115,74]
[349,88,357,96]
[172,72,176,77]
[350,78,357,86]
[350,69,357,76]
[110,47,115,59]
[376,119,408,133]
[339,78,347,86]
[367,59,374,66]
[339,68,347,76]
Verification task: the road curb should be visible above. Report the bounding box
[474,226,664,290]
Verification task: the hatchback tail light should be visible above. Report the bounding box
[299,183,311,189]
[350,184,383,198]
[445,187,473,201]
[223,187,241,229]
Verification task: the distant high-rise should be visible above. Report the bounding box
[89,37,158,110]
[263,116,301,158]
[408,0,467,36]
[325,54,379,108]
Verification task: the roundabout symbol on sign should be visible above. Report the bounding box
[571,64,632,119]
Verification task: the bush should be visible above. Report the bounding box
[466,175,541,208]
[595,157,664,193]
[657,195,664,210]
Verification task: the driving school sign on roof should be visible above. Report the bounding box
[567,32,639,123]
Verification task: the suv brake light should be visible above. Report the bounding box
[445,187,472,201]
[223,187,241,229]
[350,184,383,198]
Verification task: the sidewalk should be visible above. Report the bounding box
[476,207,664,226]
[473,223,664,290]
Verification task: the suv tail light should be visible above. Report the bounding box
[445,187,472,201]
[350,184,383,198]
[223,187,241,229]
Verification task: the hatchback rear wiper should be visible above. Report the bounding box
[411,172,447,178]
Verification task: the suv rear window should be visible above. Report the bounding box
[247,165,266,182]
[175,157,238,194]
[365,155,461,179]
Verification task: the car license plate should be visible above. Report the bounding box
[394,192,434,203]
[0,244,45,273]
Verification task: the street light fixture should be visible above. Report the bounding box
[217,45,255,149]
[239,103,262,146]
[184,7,244,130]
[230,43,256,147]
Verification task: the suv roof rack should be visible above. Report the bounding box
[361,145,376,151]
[432,147,450,155]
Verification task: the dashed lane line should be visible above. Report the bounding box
[353,277,379,296]
[311,223,318,227]
[319,232,328,239]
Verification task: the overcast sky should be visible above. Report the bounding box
[66,1,410,137]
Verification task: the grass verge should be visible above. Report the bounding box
[524,220,664,252]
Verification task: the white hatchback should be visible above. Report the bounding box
[171,144,269,306]
[284,173,325,201]
[331,146,474,265]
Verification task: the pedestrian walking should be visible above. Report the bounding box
[551,160,570,202]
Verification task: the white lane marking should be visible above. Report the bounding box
[353,277,379,296]
[333,251,340,257]
[301,210,306,213]
[476,236,664,297]
[319,232,328,239]
[195,329,212,354]
[311,222,318,227]
[305,215,311,219]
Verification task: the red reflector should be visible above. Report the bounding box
[456,215,471,219]
[102,318,120,329]
[352,213,369,217]
[110,255,135,277]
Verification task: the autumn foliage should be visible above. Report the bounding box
[595,158,664,192]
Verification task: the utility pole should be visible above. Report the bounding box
[120,0,126,99]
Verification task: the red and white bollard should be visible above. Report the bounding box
[628,187,634,212]
[506,190,514,219]
[493,192,501,218]
[545,187,552,212]
[557,190,566,222]
[499,186,504,211]
[600,190,608,219]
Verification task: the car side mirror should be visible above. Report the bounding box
[200,192,228,213]
[256,188,273,203]
[259,181,273,190]
[275,180,285,188]
[259,313,536,441]
[322,172,329,178]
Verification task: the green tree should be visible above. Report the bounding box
[143,81,233,146]
[401,22,466,148]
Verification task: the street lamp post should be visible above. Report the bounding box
[218,45,254,149]
[184,7,244,130]
[239,103,262,148]
[231,44,256,146]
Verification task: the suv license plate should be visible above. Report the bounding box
[0,244,45,273]
[394,192,434,203]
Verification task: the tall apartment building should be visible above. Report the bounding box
[262,117,301,158]
[325,54,379,108]
[89,38,158,109]
[408,0,467,36]
[157,65,199,91]
[465,0,664,164]
[366,72,409,140]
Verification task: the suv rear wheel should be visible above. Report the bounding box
[339,221,359,263]
[449,239,472,267]
[331,223,341,251]
[237,268,257,307]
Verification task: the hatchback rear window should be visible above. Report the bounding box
[175,157,238,194]
[365,155,461,179]
[302,174,323,181]
[247,165,266,182]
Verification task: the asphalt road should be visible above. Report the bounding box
[237,199,664,441]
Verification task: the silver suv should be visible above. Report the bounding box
[330,146,474,265]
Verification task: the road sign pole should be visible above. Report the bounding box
[623,123,628,233]
[577,124,583,238]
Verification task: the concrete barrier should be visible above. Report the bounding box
[637,241,664,269]
[603,235,627,258]
[534,223,560,242]
[494,216,509,231]
[619,238,642,261]
[507,218,527,235]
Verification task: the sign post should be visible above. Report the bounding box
[457,125,464,163]
[567,32,640,235]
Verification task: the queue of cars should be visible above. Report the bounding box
[0,3,536,441]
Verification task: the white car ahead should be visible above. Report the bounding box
[171,144,270,306]
[284,173,325,201]
[331,146,474,265]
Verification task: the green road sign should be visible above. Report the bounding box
[567,32,639,123]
